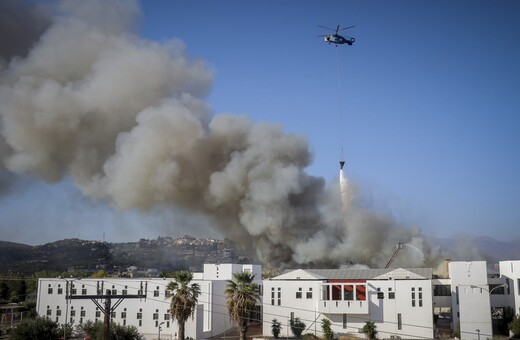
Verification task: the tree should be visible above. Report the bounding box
[77,320,144,340]
[321,318,334,340]
[510,314,520,338]
[76,320,102,340]
[90,269,108,278]
[10,316,61,340]
[271,318,282,338]
[225,272,260,340]
[290,317,306,338]
[167,271,201,340]
[362,320,378,339]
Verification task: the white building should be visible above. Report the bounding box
[263,260,520,340]
[36,263,262,340]
[36,260,520,339]
[431,260,520,340]
[262,267,435,339]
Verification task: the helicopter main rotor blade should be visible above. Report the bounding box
[339,25,355,31]
[318,25,335,31]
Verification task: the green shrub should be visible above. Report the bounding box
[322,318,334,340]
[510,315,520,338]
[290,317,306,338]
[272,318,282,338]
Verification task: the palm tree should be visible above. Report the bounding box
[225,272,260,340]
[167,271,200,340]
[362,320,378,339]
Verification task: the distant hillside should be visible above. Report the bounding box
[0,239,112,274]
[0,237,245,275]
[0,236,517,275]
[0,240,33,264]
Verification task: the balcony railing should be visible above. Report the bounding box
[317,299,369,314]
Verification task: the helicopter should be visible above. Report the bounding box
[319,25,355,46]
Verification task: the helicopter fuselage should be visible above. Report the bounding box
[324,34,355,46]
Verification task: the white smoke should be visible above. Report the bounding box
[0,0,443,268]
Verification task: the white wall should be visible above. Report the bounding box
[449,261,492,340]
[262,276,433,339]
[499,260,520,315]
[36,264,261,340]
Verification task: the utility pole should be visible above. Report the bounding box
[66,281,147,340]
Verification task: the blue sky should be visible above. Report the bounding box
[138,1,520,240]
[1,0,519,244]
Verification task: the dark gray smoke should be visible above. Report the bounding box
[0,0,454,268]
[0,0,52,67]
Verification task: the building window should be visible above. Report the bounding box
[121,312,126,318]
[332,285,342,301]
[95,310,101,318]
[80,311,86,317]
[356,285,366,301]
[57,287,63,294]
[79,318,83,324]
[344,285,354,300]
[434,285,451,296]
[389,292,395,299]
[411,287,416,307]
[154,290,160,297]
[398,313,402,330]
[137,313,142,320]
[419,287,423,307]
[71,310,76,317]
[123,319,126,326]
[167,321,170,328]
[322,285,330,300]
[111,311,116,318]
[56,309,62,316]
[153,313,159,320]
[277,287,281,305]
[165,290,170,298]
[306,290,313,299]
[296,288,302,299]
[164,314,170,320]
[48,287,53,294]
[139,320,142,327]
[47,308,52,316]
[71,288,77,295]
[82,288,87,295]
[343,314,347,329]
[271,288,275,305]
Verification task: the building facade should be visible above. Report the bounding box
[36,263,262,340]
[263,260,520,340]
[262,268,435,339]
[36,260,520,339]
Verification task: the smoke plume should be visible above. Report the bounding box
[0,0,52,68]
[0,0,448,268]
